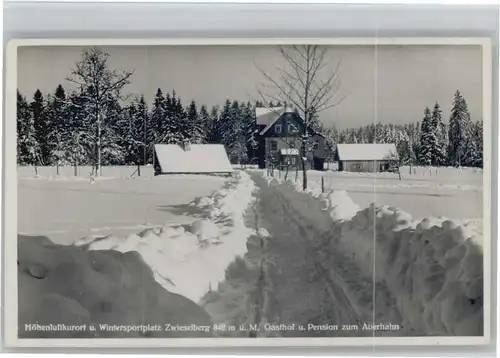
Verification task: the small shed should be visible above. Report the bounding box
[153,143,233,175]
[334,143,399,172]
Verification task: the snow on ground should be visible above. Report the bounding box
[18,235,214,338]
[267,166,482,220]
[18,167,228,245]
[17,165,156,178]
[259,171,483,336]
[74,171,256,303]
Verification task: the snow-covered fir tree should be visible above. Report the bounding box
[198,104,211,143]
[226,101,246,163]
[448,90,473,167]
[418,107,436,166]
[186,100,204,144]
[206,105,224,144]
[241,102,258,163]
[46,85,69,172]
[218,99,232,147]
[150,88,166,147]
[31,89,51,166]
[135,95,149,164]
[17,90,38,166]
[431,102,447,166]
[118,98,147,171]
[161,90,188,144]
[472,120,483,167]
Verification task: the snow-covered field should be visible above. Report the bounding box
[269,166,483,220]
[18,166,228,245]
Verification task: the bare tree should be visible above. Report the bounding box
[256,45,344,190]
[66,47,134,176]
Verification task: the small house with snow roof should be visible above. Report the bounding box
[334,143,399,172]
[153,141,233,175]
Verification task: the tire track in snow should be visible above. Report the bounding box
[255,178,364,333]
[246,196,267,338]
[252,174,418,337]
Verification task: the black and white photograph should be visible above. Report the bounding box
[6,39,491,345]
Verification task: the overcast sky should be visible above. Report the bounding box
[18,44,483,129]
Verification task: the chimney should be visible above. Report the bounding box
[182,139,191,151]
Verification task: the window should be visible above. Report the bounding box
[288,123,299,133]
[270,140,278,151]
[291,157,296,165]
[275,124,282,134]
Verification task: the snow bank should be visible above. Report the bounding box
[75,171,256,303]
[327,190,360,222]
[18,235,214,338]
[339,206,483,335]
[262,173,484,336]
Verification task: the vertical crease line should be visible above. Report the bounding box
[372,35,379,349]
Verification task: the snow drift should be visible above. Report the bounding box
[75,171,256,303]
[18,235,214,338]
[339,206,483,336]
[262,173,484,336]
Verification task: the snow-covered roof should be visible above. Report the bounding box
[280,148,299,155]
[336,143,399,161]
[256,107,285,126]
[257,109,326,138]
[154,144,233,174]
[256,106,284,117]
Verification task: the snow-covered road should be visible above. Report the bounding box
[250,173,416,337]
[203,172,417,337]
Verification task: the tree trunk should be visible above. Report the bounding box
[74,161,77,177]
[97,123,102,177]
[301,144,308,191]
[34,164,38,176]
[56,162,60,176]
[137,164,141,177]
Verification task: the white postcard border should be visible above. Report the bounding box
[3,37,494,348]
